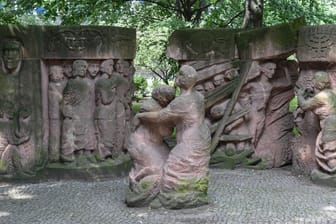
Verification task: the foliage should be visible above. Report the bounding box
[133,75,148,100]
[1,0,336,86]
[264,0,336,25]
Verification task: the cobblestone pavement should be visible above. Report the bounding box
[1,168,336,224]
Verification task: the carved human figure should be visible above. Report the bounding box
[210,100,251,154]
[48,65,67,161]
[0,40,34,175]
[135,65,211,209]
[126,85,175,207]
[113,59,132,150]
[240,61,276,147]
[297,71,336,174]
[94,59,129,159]
[0,95,32,175]
[61,60,96,162]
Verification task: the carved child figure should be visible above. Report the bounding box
[126,85,175,207]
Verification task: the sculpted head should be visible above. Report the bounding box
[49,65,64,82]
[176,65,198,89]
[2,39,23,73]
[151,85,175,107]
[72,60,88,77]
[204,81,215,91]
[115,59,129,75]
[88,63,100,78]
[260,62,276,78]
[313,71,330,90]
[100,59,114,76]
[213,74,226,87]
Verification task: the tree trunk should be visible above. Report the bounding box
[242,0,264,29]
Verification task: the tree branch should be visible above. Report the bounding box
[223,10,244,27]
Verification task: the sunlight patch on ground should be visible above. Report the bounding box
[323,205,336,212]
[0,211,10,217]
[6,187,33,199]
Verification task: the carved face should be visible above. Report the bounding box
[62,63,72,78]
[175,65,197,89]
[204,81,215,91]
[194,84,205,94]
[2,40,22,72]
[88,63,100,77]
[72,60,88,77]
[100,59,114,76]
[213,74,225,87]
[49,65,64,82]
[115,59,130,77]
[313,71,330,90]
[225,69,239,80]
[261,62,276,79]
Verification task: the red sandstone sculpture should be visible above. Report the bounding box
[127,65,211,209]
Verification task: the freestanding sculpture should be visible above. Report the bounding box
[126,85,175,207]
[297,71,336,184]
[126,65,211,209]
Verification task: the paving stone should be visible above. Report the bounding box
[1,168,336,224]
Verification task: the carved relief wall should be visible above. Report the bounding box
[0,25,136,178]
[167,19,303,169]
[294,25,336,185]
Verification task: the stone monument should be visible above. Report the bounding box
[166,19,304,169]
[126,65,211,209]
[0,25,136,179]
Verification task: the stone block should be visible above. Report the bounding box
[236,18,306,60]
[297,25,336,62]
[167,29,237,60]
[42,26,136,59]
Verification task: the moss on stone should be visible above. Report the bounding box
[176,174,209,194]
[0,159,8,172]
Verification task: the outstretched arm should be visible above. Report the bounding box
[297,89,322,111]
[136,111,160,123]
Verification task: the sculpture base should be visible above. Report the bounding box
[0,154,131,182]
[210,149,265,169]
[311,168,336,187]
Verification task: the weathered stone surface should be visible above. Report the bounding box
[42,26,136,59]
[167,29,238,60]
[236,18,306,60]
[297,25,336,62]
[0,58,43,176]
[297,71,336,181]
[0,25,43,58]
[292,69,320,175]
[0,24,136,178]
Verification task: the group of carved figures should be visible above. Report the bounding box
[126,65,211,209]
[48,58,134,163]
[200,60,294,168]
